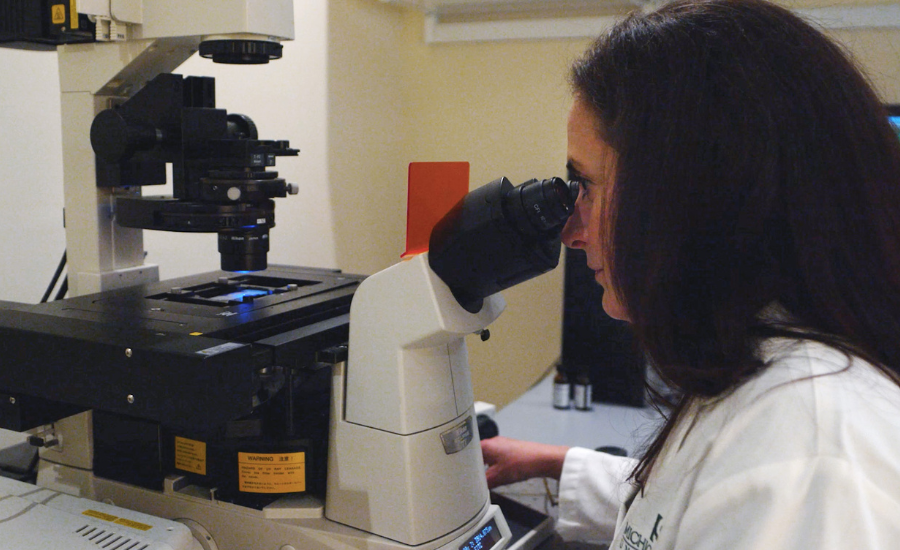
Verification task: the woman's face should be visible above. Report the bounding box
[561,97,629,321]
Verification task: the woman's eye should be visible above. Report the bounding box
[576,181,592,201]
[565,168,593,202]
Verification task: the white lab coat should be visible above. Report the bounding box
[556,338,900,548]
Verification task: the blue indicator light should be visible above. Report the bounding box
[459,520,501,550]
[209,288,270,303]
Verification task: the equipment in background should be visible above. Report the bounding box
[561,249,645,407]
[552,363,571,410]
[0,1,96,49]
[0,476,196,550]
[0,0,284,62]
[4,0,296,298]
[572,370,592,411]
[90,73,299,272]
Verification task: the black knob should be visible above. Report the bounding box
[477,414,499,440]
[91,109,161,163]
[226,114,258,140]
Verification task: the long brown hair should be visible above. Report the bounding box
[571,0,900,486]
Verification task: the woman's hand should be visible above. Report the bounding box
[481,436,570,489]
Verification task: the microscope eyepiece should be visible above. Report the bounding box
[429,177,578,313]
[505,177,578,237]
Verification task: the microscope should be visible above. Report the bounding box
[2,0,298,296]
[0,2,578,549]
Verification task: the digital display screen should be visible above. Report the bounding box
[460,519,502,550]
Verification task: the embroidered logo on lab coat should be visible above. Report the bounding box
[619,514,663,550]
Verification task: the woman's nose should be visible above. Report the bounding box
[561,207,586,249]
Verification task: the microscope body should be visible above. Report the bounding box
[328,253,505,545]
[54,0,295,296]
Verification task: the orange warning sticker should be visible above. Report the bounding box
[83,510,153,532]
[83,510,117,523]
[114,517,153,531]
[238,451,306,493]
[51,5,66,24]
[174,436,207,475]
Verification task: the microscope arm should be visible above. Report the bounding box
[57,0,294,296]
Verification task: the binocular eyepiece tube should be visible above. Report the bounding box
[429,176,579,313]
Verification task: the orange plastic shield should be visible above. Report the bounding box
[402,162,469,259]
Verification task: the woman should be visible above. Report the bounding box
[483,0,900,547]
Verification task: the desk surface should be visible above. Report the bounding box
[494,375,661,457]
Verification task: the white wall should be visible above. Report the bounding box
[0,0,336,304]
[327,0,408,276]
[0,49,67,303]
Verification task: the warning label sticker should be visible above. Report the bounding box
[174,436,207,476]
[51,5,66,24]
[83,510,152,532]
[238,451,306,494]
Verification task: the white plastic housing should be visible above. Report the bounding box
[325,253,504,545]
[344,253,504,435]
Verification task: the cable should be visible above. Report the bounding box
[40,251,67,303]
[53,276,68,301]
[542,478,558,507]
